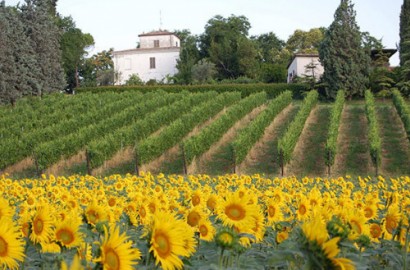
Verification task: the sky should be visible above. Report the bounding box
[5,0,404,66]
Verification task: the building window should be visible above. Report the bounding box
[176,41,179,47]
[150,57,156,69]
[154,40,160,48]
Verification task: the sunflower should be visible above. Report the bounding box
[369,223,382,242]
[98,225,141,270]
[363,203,378,220]
[347,213,370,240]
[276,231,289,244]
[0,197,13,221]
[217,191,260,229]
[84,200,108,226]
[149,211,195,270]
[296,196,311,221]
[30,204,54,245]
[265,199,284,225]
[185,206,204,227]
[198,219,216,242]
[384,204,402,237]
[0,219,25,270]
[54,216,83,249]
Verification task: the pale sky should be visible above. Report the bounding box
[6,0,404,66]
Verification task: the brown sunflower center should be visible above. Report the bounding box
[268,206,276,218]
[370,224,382,238]
[298,204,307,215]
[0,236,8,256]
[139,207,147,218]
[199,224,208,236]
[187,211,200,227]
[105,248,120,270]
[225,204,246,221]
[364,207,374,218]
[154,233,171,257]
[33,217,44,235]
[192,195,201,206]
[56,228,75,245]
[87,210,98,224]
[386,217,398,234]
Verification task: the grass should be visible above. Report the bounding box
[376,103,410,176]
[243,105,300,175]
[337,103,372,176]
[288,105,331,177]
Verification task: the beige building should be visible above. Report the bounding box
[287,53,324,83]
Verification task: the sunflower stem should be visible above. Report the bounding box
[403,226,409,270]
[219,247,225,270]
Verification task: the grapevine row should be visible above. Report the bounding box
[135,92,242,171]
[0,91,154,169]
[324,90,345,174]
[365,90,381,174]
[32,91,189,172]
[277,90,318,175]
[392,89,410,141]
[182,92,268,166]
[231,91,292,166]
[86,92,216,171]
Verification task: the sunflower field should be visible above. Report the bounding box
[0,173,409,270]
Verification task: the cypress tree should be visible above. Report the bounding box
[0,2,41,105]
[20,0,65,96]
[400,0,410,81]
[319,0,370,99]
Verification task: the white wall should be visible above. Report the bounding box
[140,35,180,49]
[114,48,180,84]
[287,56,324,83]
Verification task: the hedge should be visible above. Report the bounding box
[75,83,309,99]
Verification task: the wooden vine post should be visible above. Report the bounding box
[85,149,92,175]
[134,148,140,176]
[279,150,284,177]
[327,151,331,177]
[181,144,188,175]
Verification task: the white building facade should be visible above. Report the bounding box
[287,54,324,83]
[113,30,180,84]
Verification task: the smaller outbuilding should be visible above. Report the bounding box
[287,53,324,83]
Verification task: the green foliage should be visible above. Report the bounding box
[183,92,267,164]
[76,83,310,99]
[400,0,410,67]
[319,0,370,99]
[136,92,241,165]
[191,59,217,84]
[125,74,144,86]
[285,28,325,54]
[392,89,410,140]
[199,15,258,80]
[325,90,345,166]
[278,90,318,165]
[232,91,292,165]
[58,15,94,91]
[174,29,200,85]
[86,92,216,169]
[365,90,382,170]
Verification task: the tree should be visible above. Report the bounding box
[174,29,200,84]
[400,0,410,83]
[199,15,258,79]
[80,49,115,86]
[319,0,370,99]
[0,2,41,105]
[125,74,144,86]
[191,59,217,84]
[251,32,285,63]
[58,15,94,91]
[20,0,66,95]
[285,28,325,54]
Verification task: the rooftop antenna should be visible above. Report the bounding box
[159,10,163,30]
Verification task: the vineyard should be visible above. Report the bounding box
[1,89,410,270]
[1,89,410,178]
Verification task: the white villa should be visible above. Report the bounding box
[113,30,180,84]
[287,53,324,83]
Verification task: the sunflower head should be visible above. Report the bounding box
[215,227,238,249]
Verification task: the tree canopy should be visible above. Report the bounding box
[319,0,370,99]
